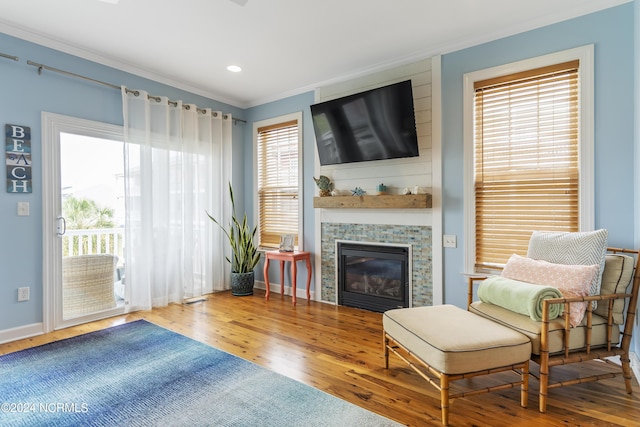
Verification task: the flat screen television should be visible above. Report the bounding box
[310,80,419,166]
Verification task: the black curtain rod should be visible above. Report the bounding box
[25,59,246,124]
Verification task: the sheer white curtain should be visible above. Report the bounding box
[121,87,232,311]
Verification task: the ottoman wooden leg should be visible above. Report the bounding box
[383,333,390,369]
[440,374,450,426]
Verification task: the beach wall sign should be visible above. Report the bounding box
[5,124,32,193]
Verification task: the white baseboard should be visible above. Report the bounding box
[0,322,44,344]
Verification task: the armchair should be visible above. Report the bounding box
[468,247,640,412]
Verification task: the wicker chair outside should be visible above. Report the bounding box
[63,254,118,319]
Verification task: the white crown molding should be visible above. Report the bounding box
[0,20,244,109]
[244,49,438,108]
[1,0,631,109]
[435,0,631,55]
[249,0,631,107]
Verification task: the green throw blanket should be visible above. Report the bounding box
[478,276,563,321]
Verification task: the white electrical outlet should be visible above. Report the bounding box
[18,287,30,302]
[443,235,457,248]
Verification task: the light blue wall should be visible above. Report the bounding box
[243,92,316,287]
[442,3,639,353]
[244,6,637,306]
[0,33,244,331]
[441,3,635,310]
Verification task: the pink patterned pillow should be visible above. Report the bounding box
[501,254,599,327]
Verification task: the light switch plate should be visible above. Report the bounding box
[443,234,457,248]
[17,202,30,216]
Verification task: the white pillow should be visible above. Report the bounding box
[527,229,608,306]
[501,254,599,327]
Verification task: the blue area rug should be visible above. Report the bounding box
[0,320,401,426]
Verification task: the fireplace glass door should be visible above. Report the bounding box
[338,242,409,312]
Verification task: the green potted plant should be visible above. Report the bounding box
[207,183,261,296]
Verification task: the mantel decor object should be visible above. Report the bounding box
[313,175,333,197]
[351,187,366,196]
[376,183,387,195]
[279,234,295,252]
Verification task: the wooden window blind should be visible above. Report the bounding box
[474,60,579,270]
[257,120,299,249]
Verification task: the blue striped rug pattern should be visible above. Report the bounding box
[0,320,401,426]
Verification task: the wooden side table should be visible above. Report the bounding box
[263,250,312,305]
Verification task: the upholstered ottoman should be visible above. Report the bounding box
[383,304,531,425]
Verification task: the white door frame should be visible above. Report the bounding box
[41,112,125,332]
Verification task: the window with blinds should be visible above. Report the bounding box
[473,60,579,270]
[256,118,300,249]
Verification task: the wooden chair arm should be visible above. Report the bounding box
[542,292,632,306]
[467,276,488,309]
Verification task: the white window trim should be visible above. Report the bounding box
[462,44,595,274]
[253,111,304,250]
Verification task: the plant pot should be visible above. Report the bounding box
[230,271,254,296]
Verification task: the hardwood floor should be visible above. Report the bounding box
[2,290,639,426]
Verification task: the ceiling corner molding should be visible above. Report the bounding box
[245,0,632,107]
[438,0,633,55]
[0,20,244,109]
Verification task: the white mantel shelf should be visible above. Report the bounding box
[313,194,432,209]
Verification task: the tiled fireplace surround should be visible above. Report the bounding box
[320,223,433,307]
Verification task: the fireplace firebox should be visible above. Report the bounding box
[337,242,410,312]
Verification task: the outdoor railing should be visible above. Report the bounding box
[62,228,125,265]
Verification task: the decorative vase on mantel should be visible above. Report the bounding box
[314,175,333,197]
[230,271,255,296]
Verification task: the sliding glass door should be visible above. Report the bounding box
[42,113,125,330]
[59,132,125,320]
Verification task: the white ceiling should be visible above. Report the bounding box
[0,0,630,108]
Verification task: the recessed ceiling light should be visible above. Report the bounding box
[227,65,242,73]
[99,0,119,4]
